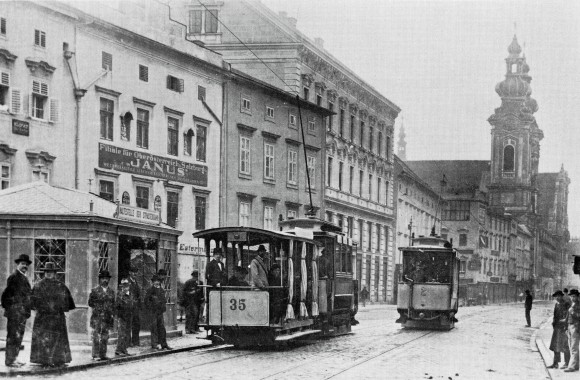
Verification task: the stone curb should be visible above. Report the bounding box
[534,316,556,380]
[0,341,213,377]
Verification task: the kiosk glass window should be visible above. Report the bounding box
[34,239,66,282]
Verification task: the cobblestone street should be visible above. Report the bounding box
[16,302,552,380]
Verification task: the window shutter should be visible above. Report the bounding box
[0,72,9,87]
[178,78,184,93]
[198,85,206,101]
[28,93,33,117]
[32,80,49,96]
[49,98,59,123]
[0,18,6,35]
[102,51,112,71]
[139,65,148,82]
[166,75,171,89]
[9,88,21,114]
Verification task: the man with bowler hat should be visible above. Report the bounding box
[1,254,32,368]
[206,248,227,287]
[548,290,570,369]
[145,275,172,350]
[128,266,142,346]
[88,270,116,361]
[30,262,76,368]
[524,289,533,327]
[182,270,204,334]
[565,289,580,372]
[115,277,136,356]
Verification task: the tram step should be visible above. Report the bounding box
[275,329,322,341]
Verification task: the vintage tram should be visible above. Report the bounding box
[395,235,460,330]
[192,217,358,346]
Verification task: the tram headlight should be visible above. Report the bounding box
[419,312,425,319]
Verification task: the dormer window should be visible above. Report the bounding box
[188,8,219,35]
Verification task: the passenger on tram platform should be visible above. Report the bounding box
[250,245,270,289]
[206,248,227,287]
[318,249,331,278]
[268,264,286,323]
[228,267,249,287]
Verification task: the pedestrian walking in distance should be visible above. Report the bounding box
[30,262,76,368]
[360,286,370,307]
[128,266,141,347]
[524,289,533,327]
[145,275,172,350]
[182,271,204,334]
[565,289,580,372]
[88,270,115,361]
[548,290,570,369]
[1,254,32,368]
[115,278,136,356]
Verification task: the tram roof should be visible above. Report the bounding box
[192,226,322,246]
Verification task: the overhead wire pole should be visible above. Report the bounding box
[296,95,315,216]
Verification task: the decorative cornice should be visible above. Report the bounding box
[25,58,55,74]
[285,138,301,146]
[314,81,327,94]
[349,103,359,115]
[95,85,122,98]
[237,123,257,134]
[25,150,56,163]
[338,96,348,109]
[94,168,120,178]
[261,131,281,140]
[301,73,314,88]
[0,143,17,156]
[192,187,211,195]
[304,144,321,152]
[163,182,184,190]
[0,48,17,62]
[163,106,184,117]
[133,97,156,108]
[368,115,377,127]
[262,196,280,203]
[193,115,212,125]
[359,109,368,120]
[285,201,302,208]
[131,175,155,185]
[327,89,338,103]
[237,192,256,200]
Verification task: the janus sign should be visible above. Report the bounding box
[98,143,208,186]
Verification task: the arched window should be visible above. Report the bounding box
[503,145,515,171]
[122,191,130,205]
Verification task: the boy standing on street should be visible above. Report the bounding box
[145,275,172,350]
[115,278,135,356]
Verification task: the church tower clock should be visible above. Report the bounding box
[487,35,544,222]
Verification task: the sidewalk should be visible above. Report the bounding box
[0,320,212,377]
[536,317,577,380]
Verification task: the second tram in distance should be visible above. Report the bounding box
[395,235,460,330]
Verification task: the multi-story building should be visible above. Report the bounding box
[171,0,401,303]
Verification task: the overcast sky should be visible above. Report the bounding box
[262,0,580,235]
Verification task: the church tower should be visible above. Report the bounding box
[397,116,407,161]
[487,35,544,221]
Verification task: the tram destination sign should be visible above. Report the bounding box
[98,143,208,186]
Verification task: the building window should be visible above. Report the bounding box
[31,80,50,120]
[368,222,373,251]
[264,205,274,230]
[1,164,9,189]
[195,196,207,230]
[328,101,334,132]
[139,65,148,82]
[166,75,184,92]
[287,209,297,219]
[303,87,309,101]
[307,156,315,189]
[239,136,251,175]
[459,233,467,246]
[0,18,6,36]
[386,136,391,159]
[100,98,114,140]
[289,113,297,128]
[503,144,515,172]
[102,51,112,71]
[359,170,364,196]
[122,191,130,205]
[136,108,149,149]
[308,118,316,134]
[167,191,179,228]
[198,85,206,101]
[34,239,65,282]
[239,201,251,226]
[264,142,275,180]
[167,117,179,156]
[442,200,470,221]
[369,174,373,200]
[326,157,333,187]
[287,149,297,184]
[99,180,114,202]
[377,178,381,203]
[385,180,389,204]
[338,161,344,191]
[460,260,466,274]
[266,106,274,119]
[350,115,355,141]
[205,9,218,33]
[241,97,251,113]
[347,216,354,238]
[358,219,364,247]
[378,132,383,156]
[98,242,109,273]
[34,29,46,48]
[184,129,194,156]
[316,94,322,106]
[136,186,149,209]
[32,170,49,183]
[349,166,354,193]
[189,10,202,33]
[196,125,207,162]
[359,120,365,146]
[369,127,374,152]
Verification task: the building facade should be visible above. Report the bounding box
[171,0,401,303]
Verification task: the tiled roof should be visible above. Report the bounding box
[405,160,490,195]
[0,181,117,216]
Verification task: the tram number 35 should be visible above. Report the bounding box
[229,299,247,311]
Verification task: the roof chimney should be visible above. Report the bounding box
[287,17,297,28]
[314,37,324,49]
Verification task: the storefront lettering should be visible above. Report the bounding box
[116,204,161,225]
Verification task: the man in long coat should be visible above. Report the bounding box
[206,248,227,287]
[565,289,580,372]
[128,266,142,347]
[88,270,115,361]
[30,262,76,368]
[1,254,32,367]
[250,245,269,289]
[145,275,172,350]
[182,271,204,334]
[524,289,533,327]
[548,290,570,369]
[115,278,136,356]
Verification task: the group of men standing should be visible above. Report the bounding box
[2,255,76,369]
[547,288,580,372]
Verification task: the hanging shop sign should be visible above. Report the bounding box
[98,143,208,186]
[12,119,29,136]
[115,203,161,225]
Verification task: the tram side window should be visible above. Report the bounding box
[403,252,452,283]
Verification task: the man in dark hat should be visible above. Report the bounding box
[524,289,533,327]
[1,254,32,368]
[250,245,270,289]
[115,278,136,357]
[145,275,172,350]
[30,262,76,368]
[182,270,204,334]
[128,265,142,347]
[206,248,227,287]
[267,264,285,323]
[565,289,580,372]
[88,270,116,361]
[548,290,570,369]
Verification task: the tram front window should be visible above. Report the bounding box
[403,252,451,283]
